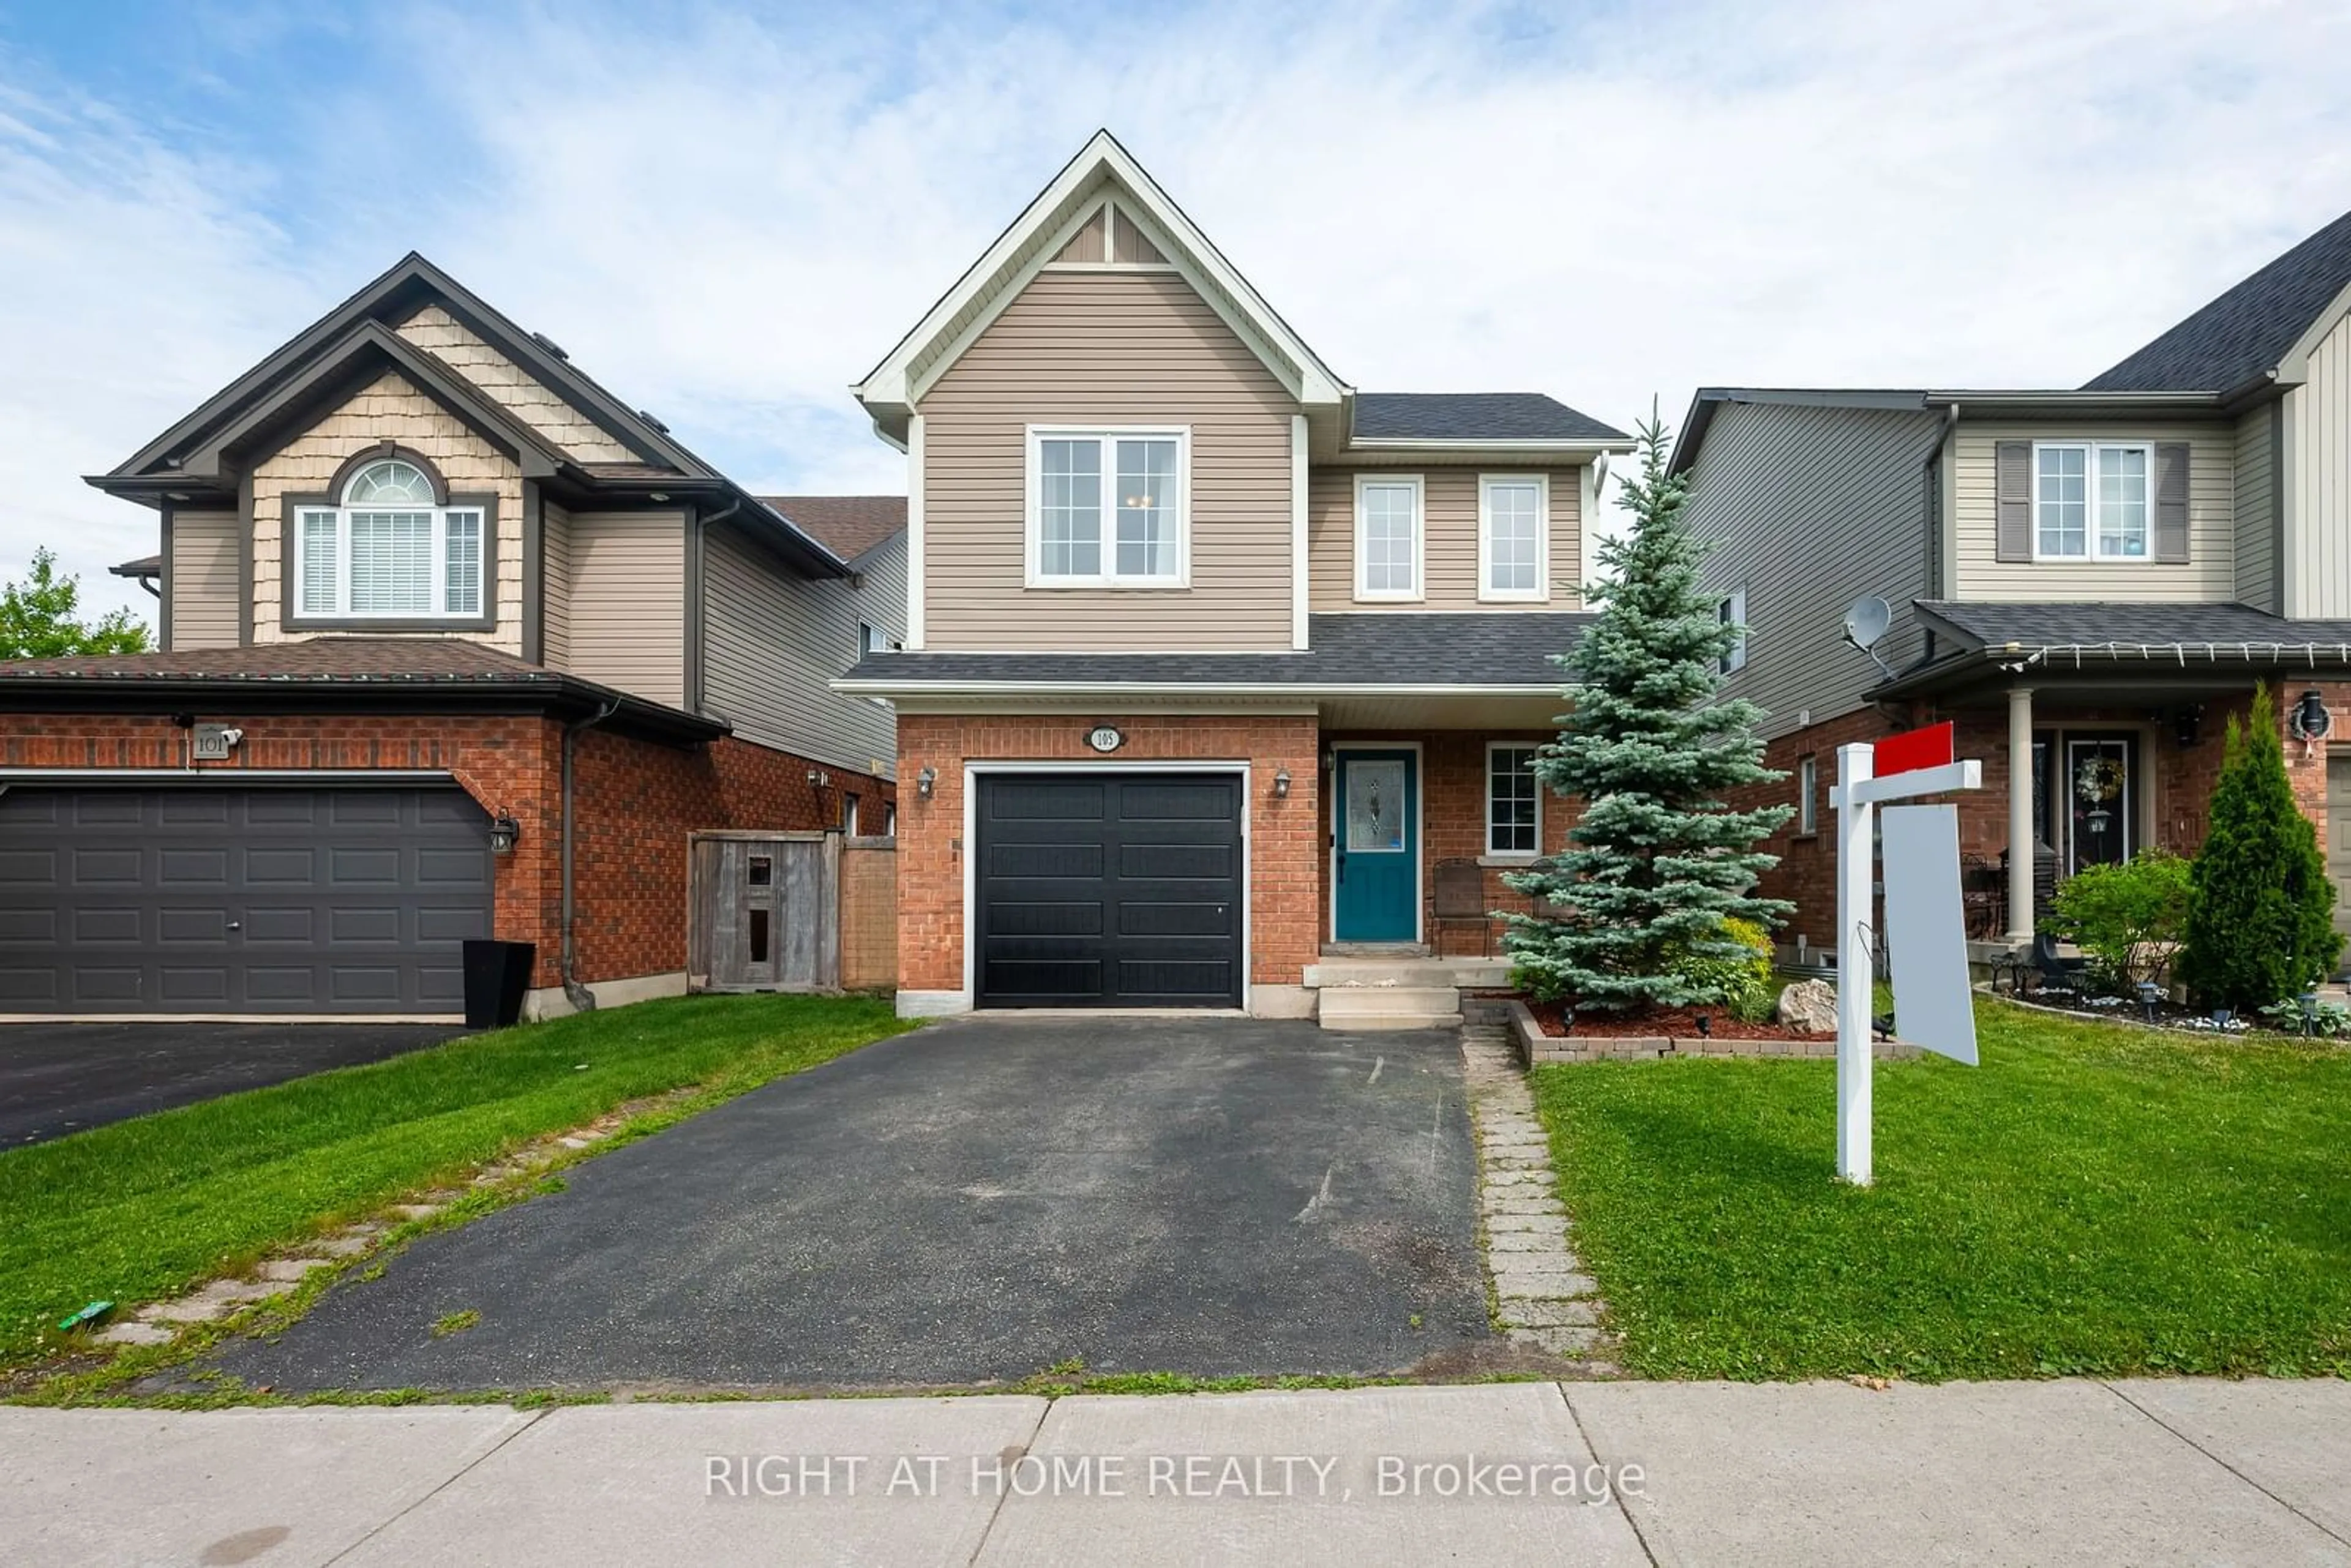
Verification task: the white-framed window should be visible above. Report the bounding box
[2034,441,2150,561]
[1354,473,1424,601]
[1478,473,1550,602]
[1485,742,1542,858]
[858,621,901,657]
[1024,426,1189,588]
[292,459,486,621]
[1797,753,1818,836]
[1717,587,1748,674]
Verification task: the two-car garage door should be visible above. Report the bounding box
[974,772,1242,1008]
[0,786,493,1015]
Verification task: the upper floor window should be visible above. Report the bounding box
[293,458,486,622]
[2035,442,2149,561]
[1479,475,1549,602]
[1354,474,1424,601]
[1026,426,1188,588]
[1487,742,1542,857]
[1717,587,1748,674]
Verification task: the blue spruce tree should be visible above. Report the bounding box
[1502,415,1792,1011]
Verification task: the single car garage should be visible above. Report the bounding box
[973,770,1243,1008]
[0,782,492,1016]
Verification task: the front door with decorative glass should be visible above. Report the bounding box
[1333,749,1419,942]
[2033,732,2137,873]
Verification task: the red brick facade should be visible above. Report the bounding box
[0,711,891,991]
[1739,683,2339,942]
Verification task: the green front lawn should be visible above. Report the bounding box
[1532,999,2351,1380]
[0,993,910,1368]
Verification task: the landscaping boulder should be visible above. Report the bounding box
[1777,979,1838,1035]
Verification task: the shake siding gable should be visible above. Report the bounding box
[1951,421,2235,600]
[564,510,685,706]
[1678,400,1944,740]
[915,269,1297,651]
[167,511,241,650]
[394,304,637,464]
[1306,467,1583,612]
[701,523,898,778]
[249,371,525,653]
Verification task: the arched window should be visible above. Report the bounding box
[293,457,486,621]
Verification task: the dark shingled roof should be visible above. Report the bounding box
[1918,599,2351,650]
[756,496,906,564]
[2083,209,2351,394]
[0,638,559,682]
[1352,392,1629,444]
[842,612,1592,688]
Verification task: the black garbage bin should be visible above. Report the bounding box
[462,939,538,1029]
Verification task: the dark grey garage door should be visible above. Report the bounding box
[975,771,1242,1008]
[0,786,493,1015]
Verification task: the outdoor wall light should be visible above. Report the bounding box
[916,767,936,800]
[1273,768,1291,799]
[2293,689,2333,742]
[488,815,522,856]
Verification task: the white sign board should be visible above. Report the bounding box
[1880,804,1979,1065]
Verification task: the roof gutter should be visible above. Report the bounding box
[830,678,1570,699]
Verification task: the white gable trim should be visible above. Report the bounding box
[2274,276,2351,387]
[855,131,1347,415]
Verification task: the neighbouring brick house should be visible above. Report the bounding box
[1675,206,2351,963]
[1,256,901,1019]
[835,132,1633,1024]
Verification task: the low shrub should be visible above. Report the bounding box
[2049,850,2192,991]
[1667,916,1779,1021]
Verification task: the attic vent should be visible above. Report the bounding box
[530,331,569,360]
[637,410,670,433]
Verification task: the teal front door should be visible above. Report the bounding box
[1334,749,1418,942]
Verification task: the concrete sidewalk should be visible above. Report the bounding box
[5,1378,2347,1566]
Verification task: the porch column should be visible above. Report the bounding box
[2006,686,2034,942]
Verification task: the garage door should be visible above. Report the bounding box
[975,772,1242,1008]
[0,786,493,1015]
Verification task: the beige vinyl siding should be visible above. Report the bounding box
[2235,403,2278,613]
[541,498,574,667]
[167,510,240,650]
[249,371,524,653]
[2285,310,2351,618]
[1307,466,1583,611]
[701,525,898,778]
[1951,421,2235,601]
[915,269,1297,651]
[1678,400,1945,740]
[394,305,636,464]
[564,510,684,705]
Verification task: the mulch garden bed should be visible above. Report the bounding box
[1526,1000,1825,1041]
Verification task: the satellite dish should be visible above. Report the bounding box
[1843,595,1892,650]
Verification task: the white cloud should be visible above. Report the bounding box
[6,0,2349,620]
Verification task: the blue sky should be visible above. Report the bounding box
[4,0,2349,624]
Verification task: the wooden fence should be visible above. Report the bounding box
[687,831,896,994]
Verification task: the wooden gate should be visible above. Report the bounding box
[688,831,839,992]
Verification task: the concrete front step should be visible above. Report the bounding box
[1305,956,1510,990]
[1316,984,1463,1031]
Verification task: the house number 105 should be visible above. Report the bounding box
[1086,726,1124,753]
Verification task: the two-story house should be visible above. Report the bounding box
[0,255,902,1019]
[837,133,1633,1023]
[1675,207,2351,960]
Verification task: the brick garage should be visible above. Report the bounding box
[893,711,1320,1010]
[0,703,890,1008]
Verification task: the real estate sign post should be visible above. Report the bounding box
[1830,722,1983,1185]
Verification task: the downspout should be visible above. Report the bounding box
[560,697,623,1012]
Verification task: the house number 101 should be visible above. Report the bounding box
[1086,726,1124,754]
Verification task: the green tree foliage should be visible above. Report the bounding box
[2048,850,2191,990]
[1501,415,1791,1011]
[0,549,151,660]
[2177,689,2342,1009]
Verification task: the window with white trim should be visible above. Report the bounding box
[1717,587,1748,674]
[1355,475,1423,601]
[1027,427,1187,587]
[1797,753,1818,836]
[293,459,486,621]
[2034,441,2150,561]
[1486,742,1541,857]
[1479,475,1548,601]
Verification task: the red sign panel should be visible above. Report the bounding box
[1875,721,1954,778]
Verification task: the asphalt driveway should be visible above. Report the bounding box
[206,1016,1490,1392]
[0,1021,467,1147]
